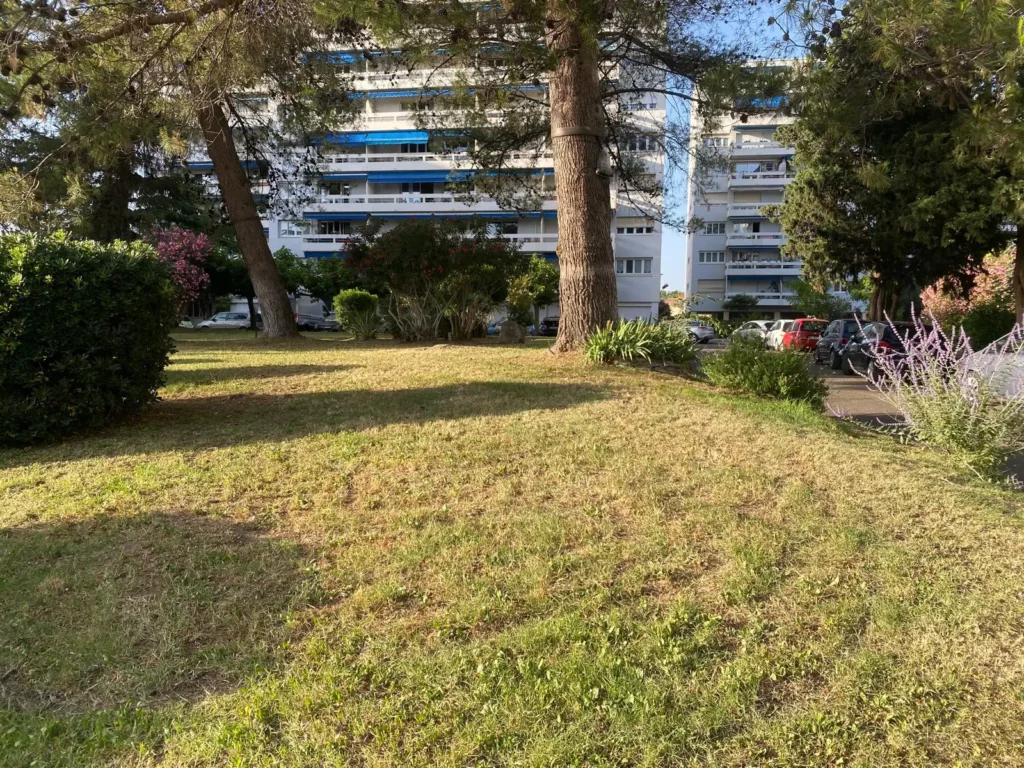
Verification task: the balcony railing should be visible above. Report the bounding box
[316,192,557,205]
[724,291,796,303]
[728,171,796,185]
[320,150,553,166]
[727,203,768,218]
[725,260,801,271]
[301,232,556,247]
[726,233,787,247]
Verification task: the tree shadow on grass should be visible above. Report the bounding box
[164,363,356,387]
[0,381,611,467]
[0,511,314,717]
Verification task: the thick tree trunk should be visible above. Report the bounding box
[197,100,299,338]
[246,293,258,331]
[91,149,135,242]
[545,7,618,352]
[1013,225,1024,325]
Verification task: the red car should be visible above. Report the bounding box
[782,318,828,351]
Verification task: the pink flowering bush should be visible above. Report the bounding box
[921,249,1014,327]
[150,226,213,314]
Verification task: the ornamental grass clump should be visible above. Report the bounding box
[584,318,698,366]
[867,314,1024,478]
[701,337,828,408]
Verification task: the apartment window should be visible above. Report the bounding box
[318,221,351,236]
[624,134,656,152]
[616,226,655,234]
[732,221,760,234]
[698,251,725,264]
[702,137,728,147]
[278,220,309,238]
[400,182,435,194]
[615,258,653,274]
[398,142,427,153]
[702,222,726,235]
[400,100,434,112]
[733,161,779,174]
[322,181,352,196]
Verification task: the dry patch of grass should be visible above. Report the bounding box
[1,331,1023,766]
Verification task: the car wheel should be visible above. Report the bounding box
[866,360,882,386]
[829,349,841,370]
[842,354,854,376]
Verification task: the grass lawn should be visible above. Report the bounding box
[2,332,1023,767]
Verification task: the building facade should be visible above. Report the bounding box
[191,52,666,321]
[683,89,852,319]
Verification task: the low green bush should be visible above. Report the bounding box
[0,233,177,445]
[333,289,380,340]
[585,319,698,366]
[702,337,828,407]
[962,303,1015,350]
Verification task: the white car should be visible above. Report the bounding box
[195,312,254,330]
[732,320,773,342]
[764,320,795,350]
[964,331,1024,400]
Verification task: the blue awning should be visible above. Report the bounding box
[367,130,429,145]
[304,251,346,259]
[367,211,557,220]
[367,170,470,183]
[322,173,367,181]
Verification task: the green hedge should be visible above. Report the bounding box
[702,337,828,408]
[0,234,178,445]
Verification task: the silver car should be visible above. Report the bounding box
[764,320,794,350]
[682,319,716,344]
[195,312,253,330]
[964,331,1024,400]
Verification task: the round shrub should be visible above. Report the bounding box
[962,302,1015,350]
[0,233,177,445]
[702,337,828,408]
[585,319,699,366]
[333,288,380,340]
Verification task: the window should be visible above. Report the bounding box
[488,221,518,236]
[400,100,434,112]
[318,221,351,236]
[615,258,653,274]
[399,142,428,153]
[624,134,656,152]
[400,182,435,194]
[702,222,726,235]
[698,251,725,264]
[278,220,309,238]
[616,226,655,234]
[702,136,728,147]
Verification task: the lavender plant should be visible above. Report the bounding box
[867,312,1024,478]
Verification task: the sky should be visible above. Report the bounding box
[658,2,789,291]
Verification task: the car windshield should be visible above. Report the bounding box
[843,321,860,335]
[801,321,827,333]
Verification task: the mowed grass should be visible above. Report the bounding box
[2,332,1024,767]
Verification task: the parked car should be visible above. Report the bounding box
[842,321,930,380]
[732,320,773,342]
[195,312,254,330]
[297,313,339,332]
[683,319,716,344]
[781,318,828,352]
[964,332,1024,400]
[538,317,559,337]
[814,319,863,368]
[487,322,501,336]
[764,320,794,351]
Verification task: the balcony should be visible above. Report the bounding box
[319,150,553,172]
[730,141,794,159]
[727,203,770,219]
[728,171,796,189]
[313,193,557,213]
[724,291,796,306]
[300,232,557,251]
[726,232,787,248]
[725,259,802,275]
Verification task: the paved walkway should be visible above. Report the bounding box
[818,367,901,425]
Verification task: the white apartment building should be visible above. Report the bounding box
[683,83,854,319]
[190,50,666,321]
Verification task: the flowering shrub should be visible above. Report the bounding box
[585,319,698,366]
[343,219,528,341]
[866,313,1024,478]
[701,337,828,407]
[921,248,1013,328]
[149,226,213,315]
